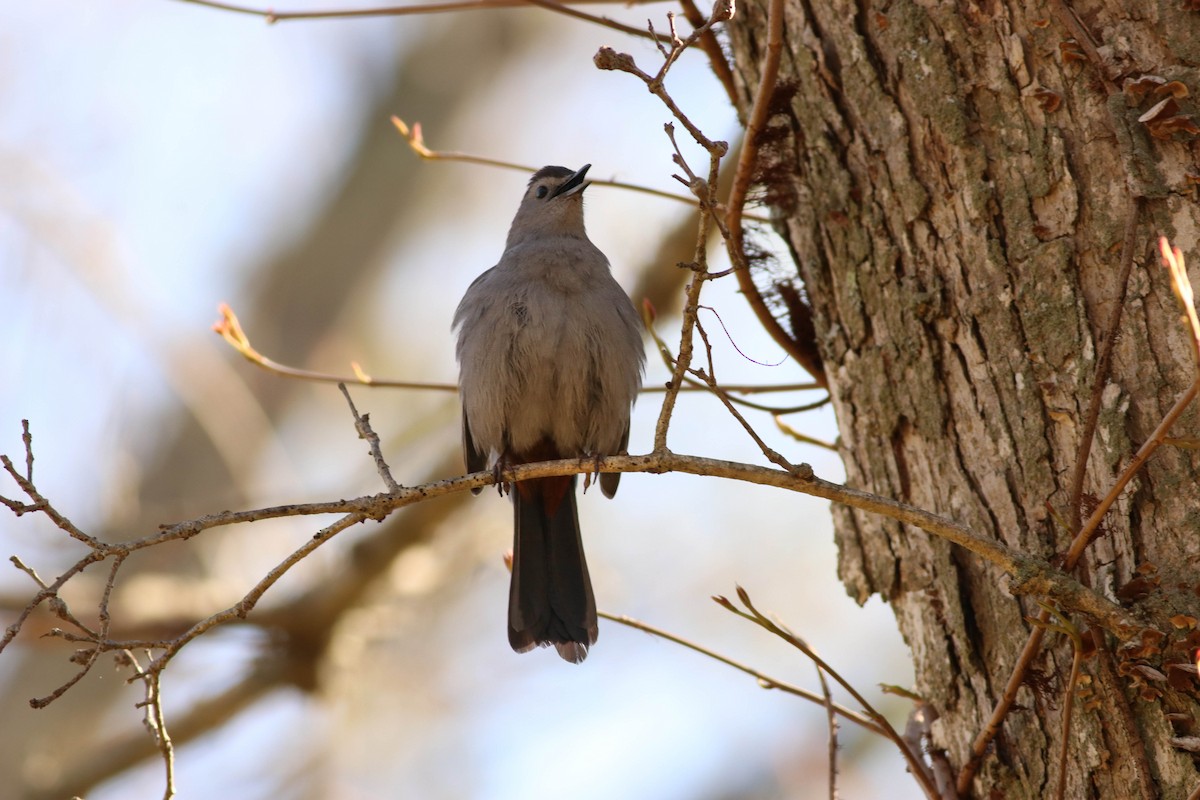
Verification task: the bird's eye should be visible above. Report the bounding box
[536,185,549,199]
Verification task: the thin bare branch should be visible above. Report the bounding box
[900,699,956,799]
[37,655,280,799]
[0,551,108,656]
[592,0,734,155]
[816,651,840,800]
[338,383,402,492]
[676,0,736,105]
[774,415,837,451]
[147,670,176,800]
[21,419,33,481]
[143,512,368,676]
[30,555,127,709]
[389,116,760,216]
[218,299,814,398]
[590,14,776,454]
[172,0,668,23]
[213,303,457,391]
[1,455,103,548]
[126,651,177,800]
[715,587,939,800]
[721,0,827,387]
[599,610,886,735]
[1032,605,1087,800]
[724,0,781,239]
[1068,198,1140,533]
[9,555,47,588]
[7,424,1119,677]
[690,313,798,471]
[522,0,668,42]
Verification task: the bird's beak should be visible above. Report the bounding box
[551,164,591,198]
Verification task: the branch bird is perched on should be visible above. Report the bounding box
[454,165,645,663]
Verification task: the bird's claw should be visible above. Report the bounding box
[581,453,604,494]
[492,461,509,497]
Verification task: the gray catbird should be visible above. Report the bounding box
[453,164,645,663]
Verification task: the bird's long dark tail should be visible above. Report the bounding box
[509,475,597,663]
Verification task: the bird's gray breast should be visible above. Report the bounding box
[456,242,633,459]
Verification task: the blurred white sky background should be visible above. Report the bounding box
[1,1,922,798]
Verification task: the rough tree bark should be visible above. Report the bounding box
[726,1,1200,797]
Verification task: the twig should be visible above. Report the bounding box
[725,0,781,240]
[42,656,283,800]
[900,698,956,799]
[20,450,468,798]
[676,0,737,105]
[1029,604,1086,800]
[338,383,402,492]
[21,419,33,481]
[30,555,126,709]
[688,303,832,414]
[1067,378,1198,563]
[522,0,669,42]
[1,456,104,549]
[9,555,46,587]
[4,431,1142,719]
[722,0,829,387]
[648,15,672,59]
[389,117,769,217]
[1,448,1049,662]
[591,16,780,453]
[654,251,713,449]
[715,587,939,800]
[146,670,176,800]
[647,132,725,449]
[815,651,840,800]
[217,298,818,398]
[126,651,177,800]
[958,624,1047,794]
[593,0,734,154]
[1067,198,1140,533]
[630,158,711,454]
[0,551,108,656]
[691,313,798,471]
[774,415,837,451]
[143,512,369,676]
[650,318,829,411]
[213,303,456,391]
[172,0,668,23]
[599,610,885,735]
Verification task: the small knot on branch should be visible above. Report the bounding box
[594,47,639,75]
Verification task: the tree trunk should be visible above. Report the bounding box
[726,1,1200,796]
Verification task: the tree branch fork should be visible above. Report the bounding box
[2,424,1147,682]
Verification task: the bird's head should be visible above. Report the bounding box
[506,164,592,247]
